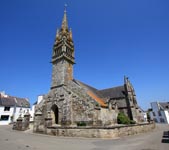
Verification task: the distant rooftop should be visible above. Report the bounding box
[159,102,169,110]
[0,91,30,108]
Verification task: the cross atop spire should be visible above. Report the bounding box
[64,3,67,12]
[61,4,68,30]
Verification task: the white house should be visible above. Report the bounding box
[150,101,169,124]
[0,91,30,125]
[29,95,44,122]
[138,107,147,122]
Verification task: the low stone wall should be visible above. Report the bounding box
[45,123,155,138]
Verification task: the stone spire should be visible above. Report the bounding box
[51,7,75,88]
[61,6,68,30]
[52,7,74,64]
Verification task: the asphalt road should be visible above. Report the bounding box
[0,124,168,150]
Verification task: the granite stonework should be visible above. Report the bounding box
[13,112,30,131]
[33,80,118,133]
[33,9,144,137]
[45,123,155,138]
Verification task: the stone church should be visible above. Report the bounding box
[34,10,141,132]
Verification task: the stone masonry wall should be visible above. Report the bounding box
[51,60,73,88]
[46,123,155,138]
[34,79,118,133]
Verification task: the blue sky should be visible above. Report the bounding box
[0,0,169,110]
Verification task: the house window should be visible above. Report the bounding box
[160,118,165,123]
[0,115,9,121]
[4,107,10,111]
[158,111,162,116]
[152,112,156,116]
[153,118,158,123]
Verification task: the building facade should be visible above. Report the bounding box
[0,91,30,125]
[150,102,169,124]
[34,10,141,132]
[29,95,44,122]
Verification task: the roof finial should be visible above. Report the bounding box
[56,28,59,40]
[124,75,128,84]
[69,28,73,40]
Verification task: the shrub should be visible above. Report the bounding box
[117,112,130,124]
[130,120,136,124]
[147,112,151,122]
[77,121,87,126]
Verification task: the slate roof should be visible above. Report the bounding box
[33,101,37,105]
[99,86,126,99]
[159,102,169,110]
[74,80,107,107]
[75,80,104,98]
[74,80,128,107]
[0,95,30,108]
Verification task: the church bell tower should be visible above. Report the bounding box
[51,8,75,89]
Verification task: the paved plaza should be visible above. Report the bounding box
[0,124,168,150]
